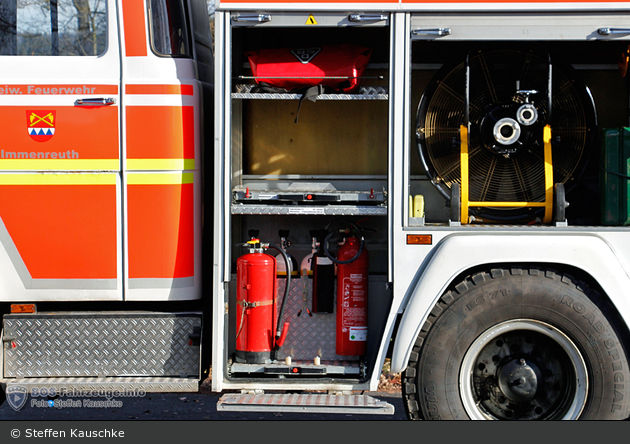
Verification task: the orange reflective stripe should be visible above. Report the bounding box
[122,0,147,57]
[223,0,628,2]
[221,0,395,2]
[402,0,625,2]
[126,106,194,165]
[126,84,194,95]
[0,178,118,279]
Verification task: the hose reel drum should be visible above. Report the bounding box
[416,49,597,223]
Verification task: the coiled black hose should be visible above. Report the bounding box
[266,245,291,348]
[322,221,364,265]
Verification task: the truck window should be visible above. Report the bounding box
[0,0,107,56]
[147,0,191,57]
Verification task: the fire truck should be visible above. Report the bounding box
[3,0,630,421]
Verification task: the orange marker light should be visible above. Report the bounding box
[10,304,36,313]
[406,235,432,245]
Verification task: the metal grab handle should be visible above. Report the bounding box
[598,28,630,35]
[348,14,388,22]
[412,28,452,37]
[232,14,271,23]
[74,98,115,106]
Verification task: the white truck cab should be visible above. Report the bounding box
[0,0,213,402]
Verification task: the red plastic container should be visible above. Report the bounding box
[245,44,372,92]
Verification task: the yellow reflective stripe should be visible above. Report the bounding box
[0,173,116,185]
[127,172,194,185]
[126,159,195,170]
[0,159,119,170]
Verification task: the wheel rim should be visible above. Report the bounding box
[459,319,588,420]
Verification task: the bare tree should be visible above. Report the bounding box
[0,2,18,55]
[7,0,106,56]
[71,0,93,55]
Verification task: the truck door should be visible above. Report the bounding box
[0,1,122,300]
[121,0,202,301]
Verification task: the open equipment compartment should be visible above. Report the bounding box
[408,20,630,227]
[225,12,392,382]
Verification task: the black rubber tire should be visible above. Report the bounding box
[402,267,630,420]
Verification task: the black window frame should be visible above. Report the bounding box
[146,0,193,59]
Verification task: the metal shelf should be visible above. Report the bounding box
[231,204,387,216]
[229,360,362,376]
[232,84,388,100]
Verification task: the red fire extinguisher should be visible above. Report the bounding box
[235,239,290,364]
[323,223,369,356]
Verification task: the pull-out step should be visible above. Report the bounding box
[217,393,394,415]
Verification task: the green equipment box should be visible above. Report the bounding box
[601,128,630,226]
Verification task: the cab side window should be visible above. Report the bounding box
[147,0,191,57]
[0,0,107,56]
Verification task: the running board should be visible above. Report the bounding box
[217,393,395,415]
[1,377,199,394]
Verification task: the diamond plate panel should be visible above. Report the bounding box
[274,278,359,362]
[3,313,201,378]
[218,393,394,415]
[4,377,199,394]
[232,84,388,100]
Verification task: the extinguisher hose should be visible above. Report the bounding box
[235,304,246,341]
[323,222,364,265]
[266,245,291,348]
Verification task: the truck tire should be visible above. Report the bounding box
[401,267,630,420]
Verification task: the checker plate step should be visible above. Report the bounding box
[217,393,394,415]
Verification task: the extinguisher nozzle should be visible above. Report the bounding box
[275,322,290,348]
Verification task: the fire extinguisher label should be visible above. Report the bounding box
[341,276,367,328]
[349,327,367,342]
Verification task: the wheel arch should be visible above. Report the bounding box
[390,233,630,374]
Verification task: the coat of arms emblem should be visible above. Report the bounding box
[27,110,56,142]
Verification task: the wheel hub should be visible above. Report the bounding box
[497,358,540,403]
[459,319,588,420]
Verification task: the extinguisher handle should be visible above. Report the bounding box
[275,322,290,348]
[323,226,364,265]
